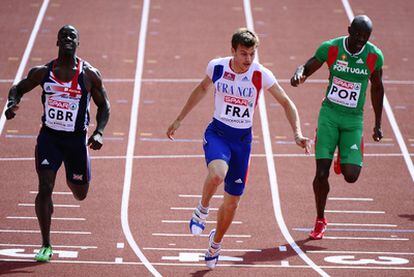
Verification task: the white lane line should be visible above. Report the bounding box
[328,197,373,201]
[170,207,218,211]
[18,203,80,208]
[178,194,223,198]
[281,261,290,267]
[2,258,414,270]
[143,247,260,252]
[0,230,91,235]
[1,152,414,162]
[161,220,242,224]
[152,233,251,238]
[329,223,397,227]
[341,0,414,182]
[243,1,328,276]
[29,191,72,195]
[0,0,50,135]
[6,216,85,221]
[307,250,414,255]
[324,236,408,241]
[120,1,160,276]
[0,243,96,249]
[326,210,385,214]
[117,243,125,249]
[115,257,123,263]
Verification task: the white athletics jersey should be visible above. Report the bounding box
[206,57,276,129]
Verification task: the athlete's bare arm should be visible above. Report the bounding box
[370,68,384,142]
[290,57,324,87]
[167,76,213,140]
[5,66,47,120]
[267,82,311,153]
[85,66,110,150]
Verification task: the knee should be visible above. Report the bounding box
[315,169,330,182]
[209,171,226,186]
[223,200,239,212]
[344,173,359,183]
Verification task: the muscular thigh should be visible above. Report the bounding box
[62,134,90,185]
[35,128,63,173]
[315,107,339,160]
[338,117,364,167]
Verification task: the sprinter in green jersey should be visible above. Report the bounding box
[290,15,384,240]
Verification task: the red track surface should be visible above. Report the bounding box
[1,0,413,276]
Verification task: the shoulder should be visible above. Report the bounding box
[82,60,103,84]
[255,62,274,76]
[208,56,230,66]
[366,41,383,57]
[27,64,49,82]
[320,36,343,48]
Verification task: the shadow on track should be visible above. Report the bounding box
[0,261,44,275]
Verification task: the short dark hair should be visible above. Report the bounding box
[231,28,259,50]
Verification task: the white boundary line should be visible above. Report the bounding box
[120,1,161,276]
[0,243,96,249]
[341,0,414,182]
[307,250,414,255]
[0,152,413,162]
[0,0,50,135]
[243,1,328,276]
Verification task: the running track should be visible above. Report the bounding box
[0,0,413,276]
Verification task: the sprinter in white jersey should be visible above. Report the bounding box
[167,28,310,269]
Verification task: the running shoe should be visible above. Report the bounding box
[309,218,328,240]
[205,229,221,269]
[189,207,208,235]
[35,245,53,262]
[333,151,341,175]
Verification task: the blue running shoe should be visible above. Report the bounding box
[189,207,208,235]
[205,229,221,269]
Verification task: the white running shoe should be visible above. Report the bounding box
[189,207,208,235]
[205,229,221,269]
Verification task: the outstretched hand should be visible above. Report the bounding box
[295,134,311,155]
[166,120,180,140]
[290,65,306,87]
[88,131,103,150]
[372,126,383,142]
[5,101,19,120]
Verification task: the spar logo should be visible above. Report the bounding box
[224,96,248,106]
[333,78,355,90]
[48,99,70,110]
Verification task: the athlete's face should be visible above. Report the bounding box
[347,26,371,52]
[57,26,79,54]
[232,45,256,72]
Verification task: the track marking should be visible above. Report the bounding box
[1,153,413,162]
[328,197,373,201]
[0,243,96,249]
[120,0,161,276]
[115,257,123,263]
[294,227,414,233]
[0,230,91,235]
[279,246,287,252]
[0,0,50,135]
[324,236,408,241]
[152,233,251,238]
[143,247,260,252]
[6,216,85,221]
[243,1,328,276]
[18,203,80,208]
[161,220,242,224]
[178,194,223,198]
[326,210,385,214]
[307,250,414,255]
[341,0,414,182]
[3,258,414,270]
[329,223,397,227]
[117,243,125,249]
[29,191,71,195]
[170,207,218,211]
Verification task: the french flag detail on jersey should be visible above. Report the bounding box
[206,57,276,129]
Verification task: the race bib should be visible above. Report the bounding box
[220,95,252,125]
[45,94,79,132]
[327,76,361,108]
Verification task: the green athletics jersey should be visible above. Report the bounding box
[314,36,384,115]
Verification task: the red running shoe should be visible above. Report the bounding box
[309,218,328,240]
[333,151,341,175]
